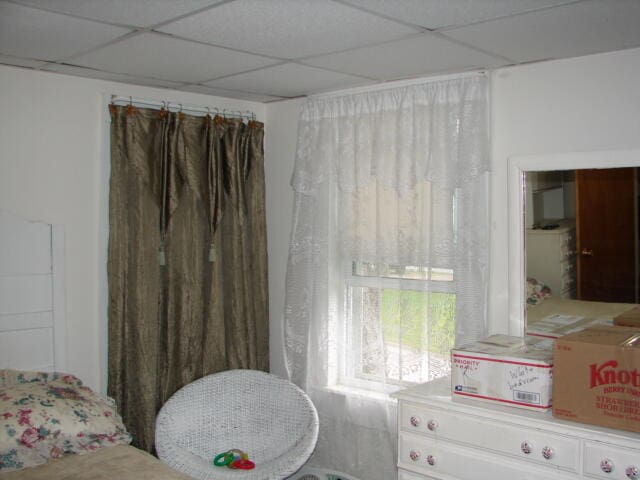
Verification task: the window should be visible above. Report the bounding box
[338,261,455,391]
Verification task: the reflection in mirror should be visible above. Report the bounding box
[524,168,639,333]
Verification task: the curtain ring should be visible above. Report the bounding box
[158,101,168,118]
[126,96,136,116]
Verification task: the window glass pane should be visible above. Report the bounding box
[346,284,454,386]
[352,261,453,282]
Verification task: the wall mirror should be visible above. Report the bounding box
[507,150,640,337]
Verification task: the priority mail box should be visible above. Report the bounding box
[451,335,554,411]
[553,325,640,432]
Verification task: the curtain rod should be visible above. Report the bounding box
[110,95,257,121]
[309,69,487,100]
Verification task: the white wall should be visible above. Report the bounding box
[489,47,640,333]
[4,45,639,392]
[264,98,304,378]
[0,64,265,392]
[263,47,640,361]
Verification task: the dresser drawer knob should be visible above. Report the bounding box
[427,419,438,431]
[520,441,533,455]
[427,454,436,466]
[600,458,614,474]
[541,446,554,460]
[409,416,420,427]
[409,450,420,462]
[626,466,639,479]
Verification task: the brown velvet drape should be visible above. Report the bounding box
[107,104,269,452]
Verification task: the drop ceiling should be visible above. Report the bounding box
[1,0,640,103]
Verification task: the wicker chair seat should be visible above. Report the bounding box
[155,369,319,480]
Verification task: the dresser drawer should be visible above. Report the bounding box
[400,402,580,472]
[559,259,575,282]
[559,287,577,299]
[399,468,437,480]
[560,230,576,256]
[583,441,640,480]
[399,432,578,480]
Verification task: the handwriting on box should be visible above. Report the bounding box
[507,366,540,391]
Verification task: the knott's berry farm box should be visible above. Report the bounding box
[613,306,640,328]
[553,326,640,433]
[451,335,554,411]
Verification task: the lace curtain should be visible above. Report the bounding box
[284,75,490,479]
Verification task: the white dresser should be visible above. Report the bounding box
[526,221,576,298]
[393,377,640,480]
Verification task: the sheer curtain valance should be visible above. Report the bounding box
[285,75,490,479]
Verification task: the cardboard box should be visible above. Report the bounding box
[613,306,640,328]
[451,335,554,411]
[553,326,640,432]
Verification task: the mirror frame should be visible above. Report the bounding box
[507,149,640,337]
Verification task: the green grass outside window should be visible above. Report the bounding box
[380,289,455,355]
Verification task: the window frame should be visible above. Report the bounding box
[336,261,456,392]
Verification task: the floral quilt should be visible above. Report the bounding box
[0,370,131,472]
[526,277,552,306]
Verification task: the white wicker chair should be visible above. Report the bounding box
[155,369,319,480]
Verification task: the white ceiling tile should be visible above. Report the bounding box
[70,32,279,83]
[204,63,373,97]
[341,0,574,30]
[443,0,640,63]
[179,84,283,103]
[304,33,507,80]
[41,63,183,88]
[11,0,222,28]
[0,2,132,61]
[158,0,419,59]
[0,54,48,69]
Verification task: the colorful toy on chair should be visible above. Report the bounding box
[213,449,255,470]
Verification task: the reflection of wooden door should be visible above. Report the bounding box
[576,168,637,302]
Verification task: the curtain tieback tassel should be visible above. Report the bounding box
[158,246,166,266]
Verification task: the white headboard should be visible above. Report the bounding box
[0,210,66,372]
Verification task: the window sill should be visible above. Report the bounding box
[324,383,399,404]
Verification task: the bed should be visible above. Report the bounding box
[1,443,191,479]
[0,210,189,478]
[527,296,636,324]
[526,278,636,337]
